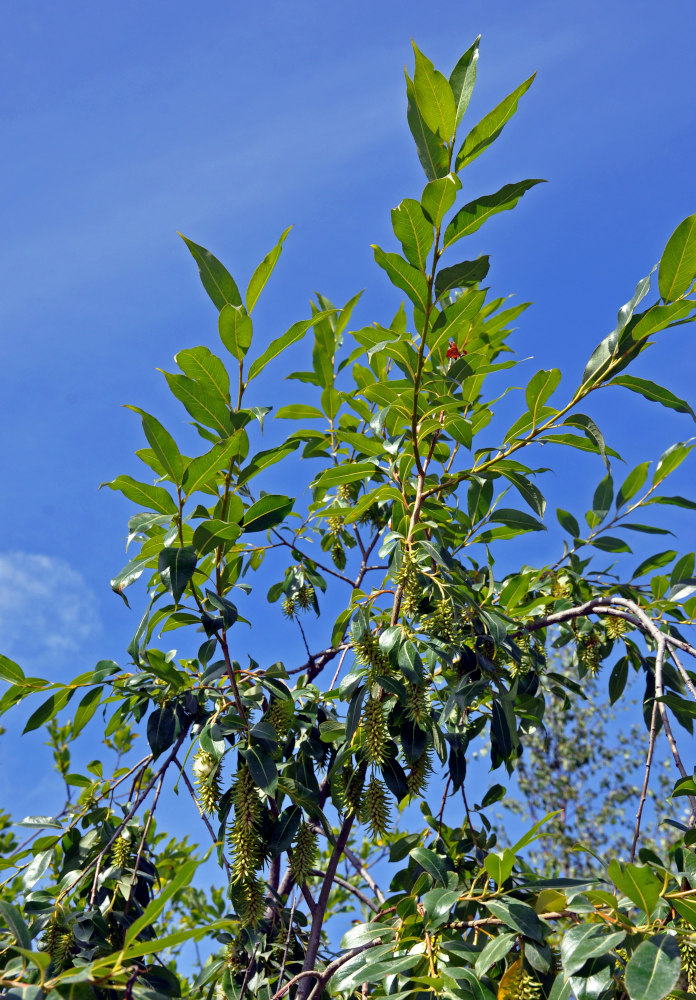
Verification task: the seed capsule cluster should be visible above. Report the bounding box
[578,631,601,676]
[428,598,459,642]
[228,764,263,922]
[681,939,696,992]
[398,552,420,617]
[364,698,389,765]
[604,614,630,640]
[407,749,433,798]
[46,917,73,971]
[351,630,389,674]
[290,821,318,884]
[342,761,367,817]
[111,834,131,869]
[405,682,430,727]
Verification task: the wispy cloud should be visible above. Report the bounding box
[0,552,101,664]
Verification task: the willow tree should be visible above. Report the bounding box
[2,36,696,1000]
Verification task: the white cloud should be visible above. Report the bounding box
[0,552,101,663]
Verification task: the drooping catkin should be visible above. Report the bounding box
[290,821,318,885]
[362,776,391,838]
[404,683,429,727]
[228,765,263,884]
[406,748,433,798]
[363,698,389,766]
[193,749,222,815]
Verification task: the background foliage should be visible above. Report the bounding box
[2,35,696,1000]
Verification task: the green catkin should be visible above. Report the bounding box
[331,540,346,569]
[240,878,265,926]
[290,822,318,884]
[429,599,457,642]
[363,776,391,838]
[343,760,367,817]
[228,765,262,884]
[265,698,293,739]
[327,515,344,535]
[46,917,72,971]
[282,596,296,618]
[337,483,353,504]
[406,749,433,798]
[111,834,131,868]
[363,698,389,765]
[680,939,696,992]
[351,629,389,674]
[578,631,601,676]
[404,683,429,728]
[604,614,629,640]
[193,749,222,815]
[398,552,419,618]
[296,582,315,611]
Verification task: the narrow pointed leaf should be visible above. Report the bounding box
[246,227,292,312]
[435,256,490,300]
[242,494,294,533]
[158,546,197,603]
[373,246,429,312]
[412,43,457,139]
[405,72,449,181]
[126,408,185,484]
[421,174,461,226]
[456,74,535,170]
[183,436,243,496]
[658,213,696,302]
[247,311,334,382]
[444,179,545,247]
[219,303,253,361]
[449,36,480,125]
[180,235,242,309]
[609,375,696,421]
[391,198,433,270]
[102,475,177,515]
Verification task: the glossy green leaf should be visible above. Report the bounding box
[524,368,562,423]
[592,473,613,519]
[242,494,294,533]
[102,475,177,515]
[607,860,662,915]
[242,745,278,793]
[238,440,300,487]
[498,469,546,518]
[658,213,696,302]
[610,375,696,421]
[449,36,479,125]
[444,179,545,247]
[557,508,581,538]
[435,256,490,300]
[146,703,177,759]
[391,198,433,270]
[632,550,676,579]
[158,546,197,603]
[0,900,32,950]
[609,658,629,704]
[421,174,461,227]
[372,246,429,312]
[484,847,516,886]
[412,42,457,139]
[218,303,253,361]
[563,413,610,468]
[183,435,243,496]
[485,898,543,941]
[126,408,185,484]
[180,235,242,310]
[192,519,242,557]
[653,441,695,485]
[405,71,449,181]
[247,311,333,382]
[275,404,324,420]
[631,298,695,340]
[625,934,680,1000]
[0,654,24,685]
[581,269,654,385]
[561,923,626,978]
[246,227,291,312]
[488,507,546,532]
[163,372,231,435]
[455,73,535,170]
[176,345,230,405]
[124,857,199,946]
[410,846,449,885]
[313,461,376,492]
[23,689,73,734]
[71,686,103,738]
[474,932,516,977]
[617,462,651,508]
[591,535,632,553]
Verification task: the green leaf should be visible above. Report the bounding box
[183,436,243,496]
[561,923,626,978]
[485,898,543,942]
[0,900,32,950]
[632,550,676,579]
[488,507,546,532]
[524,368,562,424]
[653,441,695,485]
[591,536,631,553]
[372,246,429,312]
[341,922,394,950]
[631,298,695,340]
[421,174,461,227]
[23,689,73,734]
[609,375,696,422]
[391,198,433,271]
[444,179,545,247]
[484,847,516,886]
[498,469,546,518]
[563,413,610,469]
[581,269,654,385]
[192,519,242,557]
[124,857,199,946]
[455,73,535,170]
[617,462,651,508]
[242,494,294,533]
[0,654,24,685]
[102,475,177,515]
[180,235,242,310]
[242,745,278,794]
[176,345,230,405]
[126,408,185,484]
[158,546,197,603]
[409,846,449,885]
[246,227,292,312]
[474,932,516,977]
[313,461,376,492]
[449,36,479,126]
[422,887,460,927]
[405,71,449,181]
[672,773,696,798]
[275,404,324,420]
[238,440,300,487]
[218,303,253,361]
[557,508,581,538]
[607,860,662,915]
[412,42,457,140]
[163,372,231,435]
[658,213,696,302]
[247,312,333,382]
[624,934,680,1000]
[435,256,490,300]
[609,658,629,704]
[71,686,103,738]
[22,849,53,891]
[146,703,177,759]
[592,473,614,520]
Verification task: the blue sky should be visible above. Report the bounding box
[1,1,695,826]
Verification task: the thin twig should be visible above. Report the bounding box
[308,868,380,913]
[124,770,165,916]
[329,645,350,691]
[277,890,298,989]
[631,696,659,862]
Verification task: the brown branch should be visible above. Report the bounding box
[631,695,659,862]
[308,868,380,913]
